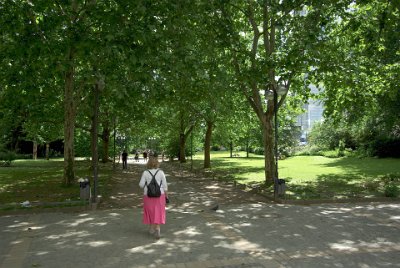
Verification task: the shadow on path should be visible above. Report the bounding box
[99,160,271,210]
[1,159,399,268]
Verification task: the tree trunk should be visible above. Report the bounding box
[33,141,37,160]
[229,141,233,158]
[179,126,196,163]
[45,143,50,160]
[101,125,110,163]
[204,121,213,168]
[179,133,186,163]
[113,117,116,170]
[63,52,75,186]
[262,115,275,184]
[246,139,249,158]
[91,81,100,203]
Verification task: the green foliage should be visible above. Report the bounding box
[74,132,91,157]
[312,0,400,159]
[252,147,264,156]
[371,138,400,158]
[279,121,302,157]
[1,0,399,181]
[295,145,322,156]
[384,183,399,198]
[211,145,222,151]
[308,120,344,151]
[305,118,400,159]
[163,137,193,160]
[295,147,354,158]
[163,138,180,160]
[338,139,345,157]
[0,150,16,166]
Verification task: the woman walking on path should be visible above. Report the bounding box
[139,155,168,239]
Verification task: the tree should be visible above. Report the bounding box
[313,0,400,155]
[212,1,346,183]
[0,0,65,158]
[0,0,169,185]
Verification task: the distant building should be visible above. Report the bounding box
[296,84,324,140]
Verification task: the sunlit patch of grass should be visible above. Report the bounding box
[182,151,400,199]
[0,159,113,207]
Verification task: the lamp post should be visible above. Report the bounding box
[113,116,117,171]
[190,130,193,171]
[274,85,288,178]
[274,90,279,178]
[274,85,288,199]
[266,84,288,198]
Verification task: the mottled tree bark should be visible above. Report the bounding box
[262,115,275,183]
[45,143,50,160]
[101,124,110,163]
[33,141,37,160]
[91,80,100,202]
[179,133,186,163]
[63,48,76,186]
[203,121,213,168]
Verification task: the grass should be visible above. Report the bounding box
[0,158,113,210]
[182,151,400,200]
[1,153,398,206]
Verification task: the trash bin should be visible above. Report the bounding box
[274,178,286,198]
[277,179,286,196]
[79,178,91,200]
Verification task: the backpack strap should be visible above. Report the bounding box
[145,169,162,186]
[154,169,162,187]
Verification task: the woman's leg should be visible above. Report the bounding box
[149,224,156,234]
[154,224,161,239]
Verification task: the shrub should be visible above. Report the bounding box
[234,146,242,152]
[384,183,399,197]
[322,150,340,158]
[362,180,380,191]
[0,151,17,166]
[253,147,264,155]
[211,145,221,151]
[373,139,400,158]
[295,145,323,156]
[338,139,345,157]
[380,174,400,184]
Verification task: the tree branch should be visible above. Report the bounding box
[248,3,261,71]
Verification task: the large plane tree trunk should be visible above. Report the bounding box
[63,48,76,186]
[262,114,276,183]
[203,121,213,168]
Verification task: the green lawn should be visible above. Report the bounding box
[185,151,400,199]
[0,159,113,208]
[1,153,398,206]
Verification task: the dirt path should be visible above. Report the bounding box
[99,161,144,209]
[99,160,270,210]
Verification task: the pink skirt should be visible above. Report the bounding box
[142,194,166,225]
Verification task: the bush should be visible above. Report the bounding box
[372,139,400,158]
[338,139,345,157]
[362,180,380,191]
[234,146,242,152]
[253,147,264,155]
[308,121,340,150]
[322,150,340,158]
[384,183,399,197]
[211,145,221,151]
[295,145,323,156]
[0,151,17,166]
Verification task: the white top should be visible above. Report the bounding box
[139,168,168,196]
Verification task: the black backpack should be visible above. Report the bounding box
[145,169,162,198]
